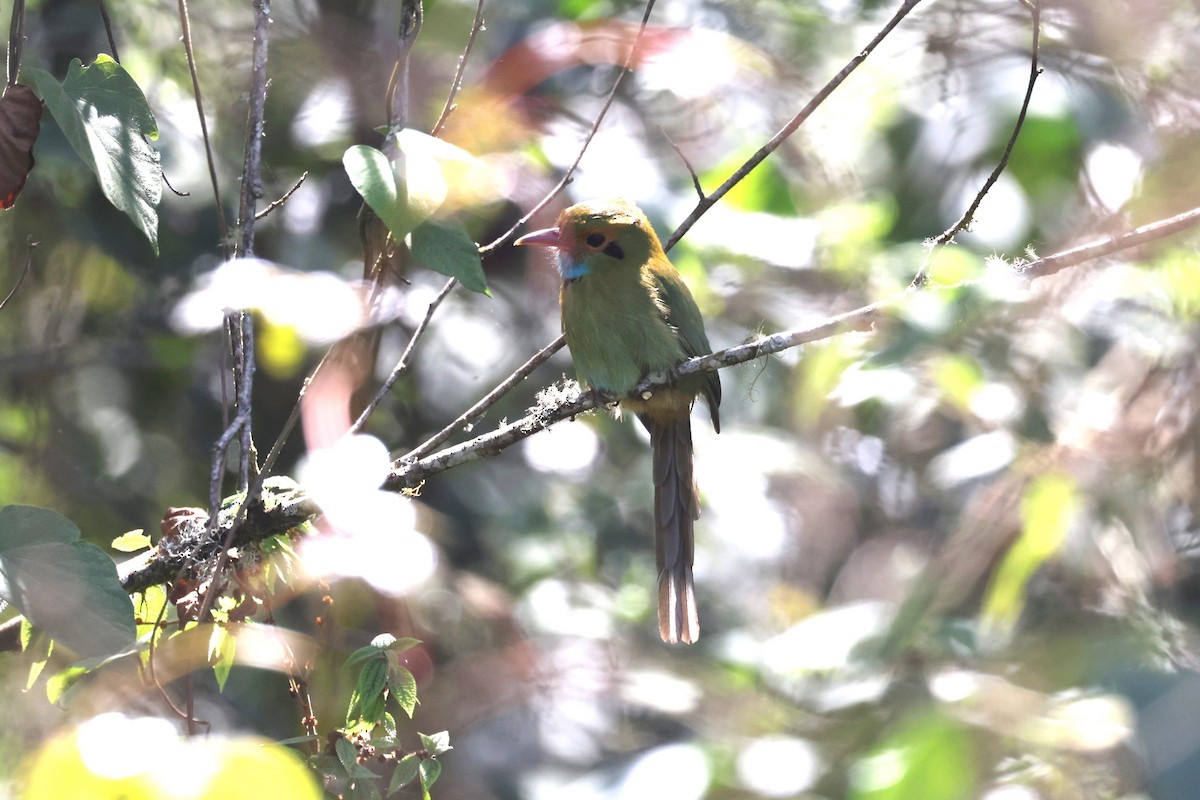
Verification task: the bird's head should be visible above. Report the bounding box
[515,199,663,281]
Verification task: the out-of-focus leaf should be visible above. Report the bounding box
[25,719,322,799]
[26,56,161,253]
[934,354,984,412]
[848,713,976,799]
[981,473,1078,639]
[0,505,135,658]
[0,84,42,209]
[701,148,796,215]
[209,624,236,692]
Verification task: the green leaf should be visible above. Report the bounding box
[25,56,161,254]
[410,221,487,295]
[0,505,136,658]
[418,731,452,757]
[418,758,442,796]
[389,754,420,795]
[981,473,1079,640]
[849,713,976,799]
[24,628,53,689]
[346,643,382,667]
[111,528,151,552]
[209,624,237,692]
[45,663,90,706]
[335,737,380,780]
[348,655,390,724]
[390,664,418,719]
[345,145,412,241]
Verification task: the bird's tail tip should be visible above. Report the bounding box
[658,567,700,644]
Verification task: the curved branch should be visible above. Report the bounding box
[386,203,1200,491]
[663,0,924,252]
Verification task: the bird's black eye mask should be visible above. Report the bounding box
[603,241,625,259]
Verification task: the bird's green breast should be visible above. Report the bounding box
[561,267,687,395]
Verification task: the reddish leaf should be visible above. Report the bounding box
[0,84,42,210]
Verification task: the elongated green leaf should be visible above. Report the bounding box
[348,655,390,724]
[981,474,1078,639]
[389,754,420,795]
[345,145,412,241]
[0,505,136,658]
[390,664,418,719]
[418,758,441,796]
[410,221,487,295]
[26,56,161,253]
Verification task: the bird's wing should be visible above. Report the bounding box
[649,269,722,431]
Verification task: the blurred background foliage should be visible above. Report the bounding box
[2,0,1200,797]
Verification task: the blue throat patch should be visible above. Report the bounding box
[558,254,590,282]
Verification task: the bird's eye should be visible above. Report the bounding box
[585,232,605,248]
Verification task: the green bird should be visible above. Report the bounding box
[516,199,721,643]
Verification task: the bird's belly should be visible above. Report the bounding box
[562,281,686,395]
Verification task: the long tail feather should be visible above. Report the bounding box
[651,417,700,644]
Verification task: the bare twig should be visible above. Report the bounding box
[96,0,120,62]
[236,0,271,258]
[351,276,459,433]
[913,0,1041,286]
[255,171,309,220]
[176,0,229,249]
[0,237,36,314]
[386,0,423,130]
[385,202,1200,491]
[403,334,567,461]
[431,0,486,137]
[659,125,705,201]
[480,0,659,255]
[664,0,924,252]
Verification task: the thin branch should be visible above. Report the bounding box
[402,334,567,461]
[431,0,485,137]
[386,0,423,130]
[663,0,923,252]
[351,276,458,433]
[255,171,308,220]
[480,0,659,255]
[1,202,1195,654]
[0,237,36,314]
[235,0,271,258]
[913,0,1041,286]
[659,125,704,201]
[96,0,120,62]
[1015,203,1200,279]
[384,202,1200,491]
[177,0,229,249]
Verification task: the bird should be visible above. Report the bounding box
[516,199,721,643]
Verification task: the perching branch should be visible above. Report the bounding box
[384,203,1200,491]
[402,334,567,461]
